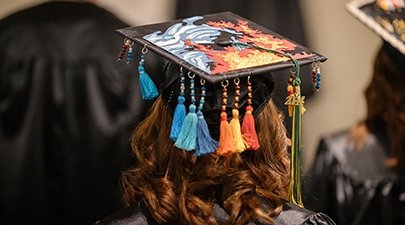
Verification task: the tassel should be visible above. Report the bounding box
[195,80,218,156]
[216,112,235,156]
[285,68,304,208]
[230,109,246,152]
[174,105,198,151]
[242,106,260,150]
[170,96,186,141]
[174,74,198,151]
[170,69,186,141]
[216,81,235,156]
[229,78,246,152]
[138,51,159,100]
[288,96,304,208]
[242,76,259,150]
[196,111,218,156]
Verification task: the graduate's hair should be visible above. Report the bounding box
[121,97,290,225]
[351,44,405,168]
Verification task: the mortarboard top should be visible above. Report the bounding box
[115,11,327,208]
[347,0,405,55]
[116,11,326,84]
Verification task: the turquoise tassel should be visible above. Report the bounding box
[138,54,158,100]
[170,96,186,141]
[174,104,198,151]
[195,111,218,156]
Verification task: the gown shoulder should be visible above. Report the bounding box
[95,201,336,225]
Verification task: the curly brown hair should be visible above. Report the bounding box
[121,97,290,225]
[351,44,405,168]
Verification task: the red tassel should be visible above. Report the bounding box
[216,112,235,155]
[241,76,259,150]
[242,106,260,150]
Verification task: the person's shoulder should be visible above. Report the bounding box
[94,204,151,225]
[319,129,351,154]
[273,202,336,225]
[318,128,393,179]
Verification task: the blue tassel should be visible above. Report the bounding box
[138,64,159,100]
[174,104,198,151]
[170,96,186,141]
[195,111,218,156]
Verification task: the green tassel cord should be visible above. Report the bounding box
[286,85,305,208]
[290,102,303,207]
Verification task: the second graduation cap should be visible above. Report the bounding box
[116,11,327,207]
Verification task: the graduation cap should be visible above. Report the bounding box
[115,12,327,207]
[347,0,405,54]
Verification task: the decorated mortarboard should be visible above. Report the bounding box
[347,0,405,54]
[115,12,327,207]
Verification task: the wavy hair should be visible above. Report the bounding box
[121,97,290,225]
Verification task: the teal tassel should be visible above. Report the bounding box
[138,54,158,100]
[174,104,198,151]
[195,111,218,156]
[170,96,186,141]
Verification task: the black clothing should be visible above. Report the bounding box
[0,2,161,225]
[303,130,405,225]
[96,202,335,225]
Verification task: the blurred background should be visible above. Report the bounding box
[0,0,380,224]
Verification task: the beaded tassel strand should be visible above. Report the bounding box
[242,76,260,150]
[170,67,186,141]
[229,78,246,152]
[285,66,305,208]
[138,46,159,100]
[216,80,235,156]
[126,41,134,64]
[117,38,131,61]
[311,62,321,91]
[195,78,218,156]
[175,72,198,151]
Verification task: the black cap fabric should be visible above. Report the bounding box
[116,11,326,84]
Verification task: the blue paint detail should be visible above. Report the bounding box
[143,16,241,74]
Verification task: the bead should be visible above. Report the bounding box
[287,85,294,93]
[178,95,185,103]
[117,44,128,60]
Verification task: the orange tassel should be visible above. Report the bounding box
[217,112,235,155]
[230,109,246,152]
[242,106,260,150]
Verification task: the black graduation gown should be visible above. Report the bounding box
[0,2,162,225]
[95,201,335,225]
[303,130,405,225]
